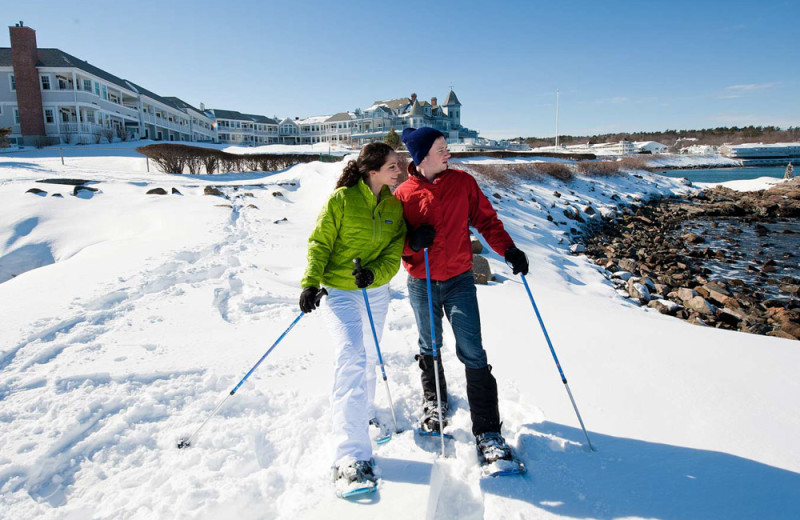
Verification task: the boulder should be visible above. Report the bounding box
[471,254,492,285]
[648,299,682,315]
[686,296,715,315]
[26,188,47,195]
[172,187,183,195]
[569,243,586,254]
[612,271,633,282]
[471,237,483,254]
[618,258,637,272]
[677,287,698,301]
[204,186,225,196]
[626,278,651,303]
[147,188,167,195]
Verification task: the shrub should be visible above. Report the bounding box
[577,160,621,176]
[617,156,650,171]
[136,144,345,174]
[463,161,574,186]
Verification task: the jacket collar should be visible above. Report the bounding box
[357,178,391,205]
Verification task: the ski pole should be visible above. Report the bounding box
[178,290,326,449]
[424,248,446,457]
[520,275,595,451]
[354,258,400,434]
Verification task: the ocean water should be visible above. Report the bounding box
[657,166,788,183]
[677,218,800,302]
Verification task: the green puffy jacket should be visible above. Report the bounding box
[302,179,406,290]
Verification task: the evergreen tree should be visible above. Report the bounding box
[0,127,10,148]
[384,127,401,150]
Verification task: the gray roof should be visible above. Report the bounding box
[211,109,277,124]
[327,112,353,122]
[443,89,461,106]
[163,96,205,114]
[374,97,411,111]
[409,100,425,116]
[0,47,187,113]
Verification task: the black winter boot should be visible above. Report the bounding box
[416,354,447,404]
[465,365,501,436]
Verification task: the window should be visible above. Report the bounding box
[94,82,100,96]
[101,84,107,100]
[40,75,51,90]
[9,74,15,91]
[44,109,54,124]
[14,108,20,125]
[83,79,92,91]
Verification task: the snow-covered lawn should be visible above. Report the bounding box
[1,146,798,519]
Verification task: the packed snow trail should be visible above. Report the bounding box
[2,149,800,519]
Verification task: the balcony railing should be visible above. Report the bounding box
[60,122,106,134]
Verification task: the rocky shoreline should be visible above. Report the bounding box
[578,178,800,340]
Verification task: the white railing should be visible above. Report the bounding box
[60,122,106,134]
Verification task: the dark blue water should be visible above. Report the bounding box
[657,166,787,183]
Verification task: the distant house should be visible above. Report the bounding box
[719,142,800,165]
[633,141,668,154]
[209,109,279,146]
[681,144,716,155]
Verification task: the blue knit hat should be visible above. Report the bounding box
[402,127,445,166]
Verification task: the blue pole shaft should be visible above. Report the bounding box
[230,312,304,395]
[424,248,446,456]
[521,276,595,451]
[179,312,304,448]
[361,287,400,433]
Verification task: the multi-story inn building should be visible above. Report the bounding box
[1,23,480,148]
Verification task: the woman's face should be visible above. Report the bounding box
[419,136,450,177]
[370,151,401,188]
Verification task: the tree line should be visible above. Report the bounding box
[524,125,800,151]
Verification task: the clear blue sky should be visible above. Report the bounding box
[3,0,798,139]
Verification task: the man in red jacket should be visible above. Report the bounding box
[394,127,529,463]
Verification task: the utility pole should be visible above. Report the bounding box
[555,89,560,150]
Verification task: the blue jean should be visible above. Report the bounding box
[407,271,488,369]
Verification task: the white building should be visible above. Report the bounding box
[633,141,668,154]
[0,24,216,146]
[209,109,278,146]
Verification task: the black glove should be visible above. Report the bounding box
[299,287,320,313]
[505,246,529,275]
[352,266,375,289]
[408,224,436,252]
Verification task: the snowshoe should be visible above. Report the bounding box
[416,400,453,440]
[369,418,392,445]
[333,459,378,498]
[475,432,526,478]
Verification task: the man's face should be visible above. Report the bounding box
[419,137,450,177]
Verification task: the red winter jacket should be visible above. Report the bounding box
[394,167,514,281]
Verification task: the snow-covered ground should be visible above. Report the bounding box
[1,145,799,519]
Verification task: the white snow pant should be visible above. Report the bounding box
[322,285,390,466]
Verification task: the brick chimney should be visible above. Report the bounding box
[410,93,417,103]
[431,97,437,107]
[10,23,46,140]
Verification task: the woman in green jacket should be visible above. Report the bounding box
[299,142,405,494]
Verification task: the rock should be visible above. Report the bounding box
[716,308,743,326]
[74,186,98,198]
[767,329,799,340]
[172,187,183,195]
[26,188,47,195]
[612,271,633,281]
[471,254,492,285]
[618,258,637,272]
[584,205,596,216]
[246,204,259,209]
[626,278,651,303]
[147,188,168,195]
[780,284,800,295]
[471,237,483,254]
[686,296,715,315]
[51,193,63,198]
[677,287,698,301]
[274,217,288,224]
[569,243,586,254]
[204,186,225,196]
[648,299,682,315]
[761,259,779,273]
[682,233,704,244]
[215,204,233,208]
[272,192,284,197]
[553,191,561,198]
